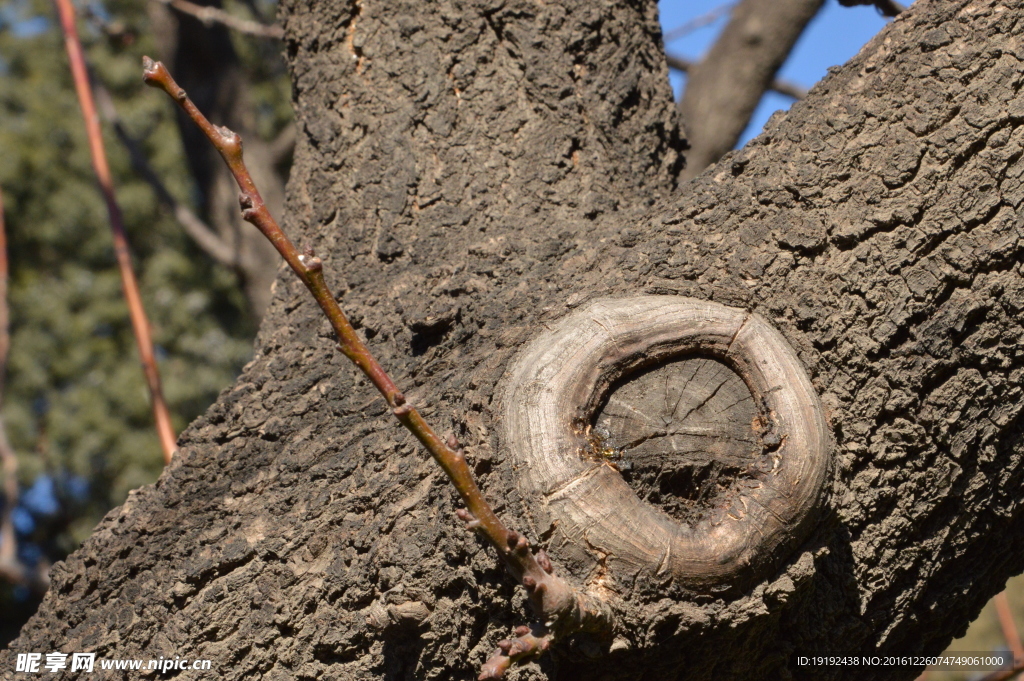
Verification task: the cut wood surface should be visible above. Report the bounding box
[596,356,761,523]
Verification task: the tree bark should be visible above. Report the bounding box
[5,1,1024,680]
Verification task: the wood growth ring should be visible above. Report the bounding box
[501,296,832,590]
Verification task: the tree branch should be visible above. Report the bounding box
[0,188,50,595]
[55,0,177,464]
[977,657,1024,681]
[267,123,297,167]
[143,58,613,679]
[837,0,905,18]
[0,185,16,577]
[92,80,238,269]
[662,3,735,43]
[0,187,8,403]
[995,591,1024,665]
[666,53,808,101]
[152,0,283,39]
[678,0,824,180]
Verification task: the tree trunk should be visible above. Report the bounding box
[6,1,1024,680]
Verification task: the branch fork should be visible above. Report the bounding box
[142,57,612,679]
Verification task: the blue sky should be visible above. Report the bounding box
[658,1,897,146]
[0,1,898,147]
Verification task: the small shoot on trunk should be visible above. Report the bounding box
[142,56,612,679]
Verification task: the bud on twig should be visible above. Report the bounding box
[144,59,613,679]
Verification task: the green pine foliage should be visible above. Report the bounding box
[0,0,287,634]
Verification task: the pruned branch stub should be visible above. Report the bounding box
[501,296,833,594]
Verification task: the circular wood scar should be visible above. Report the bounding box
[500,296,832,590]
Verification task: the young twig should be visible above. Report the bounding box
[55,0,177,465]
[153,0,284,39]
[995,591,1024,664]
[478,624,552,679]
[143,57,612,678]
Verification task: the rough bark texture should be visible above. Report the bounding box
[5,1,1024,680]
[678,0,824,180]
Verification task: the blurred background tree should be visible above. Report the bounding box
[1,1,1020,676]
[0,0,286,642]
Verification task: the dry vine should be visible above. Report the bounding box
[142,57,612,679]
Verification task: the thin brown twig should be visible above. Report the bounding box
[666,53,809,100]
[143,57,612,679]
[662,3,736,43]
[154,0,283,39]
[55,0,177,465]
[996,591,1024,664]
[977,656,1024,681]
[478,625,552,679]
